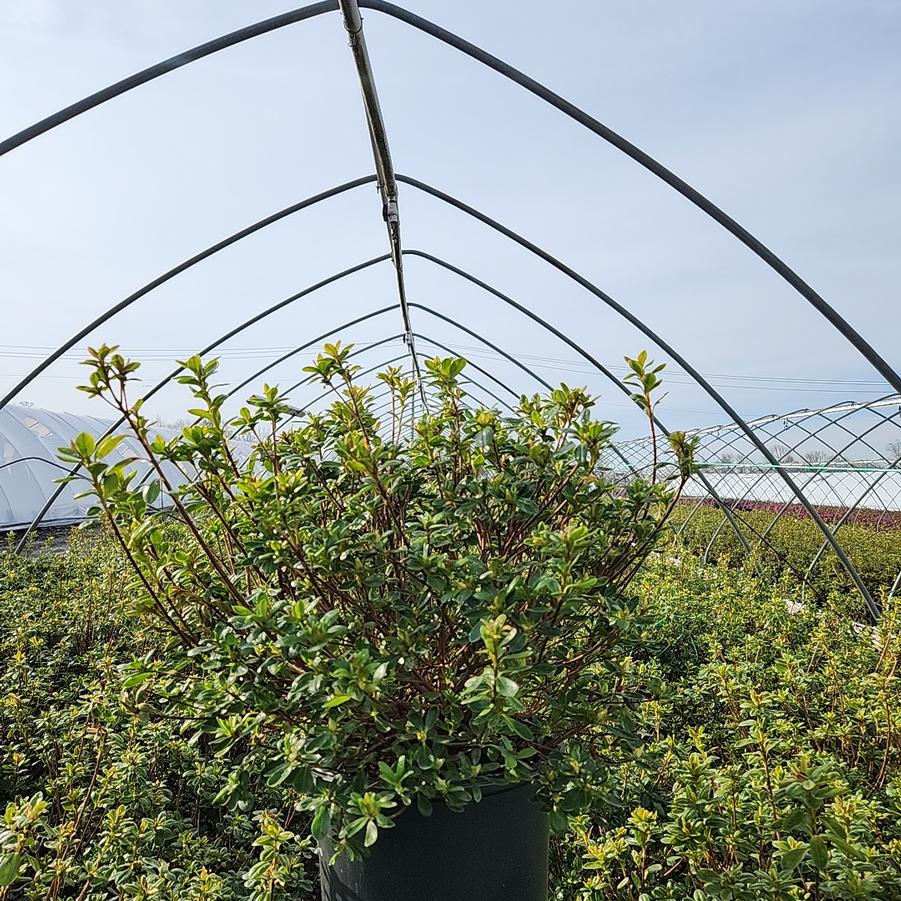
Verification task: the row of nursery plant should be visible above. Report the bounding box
[668,502,901,615]
[686,498,901,531]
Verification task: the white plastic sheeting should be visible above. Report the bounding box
[0,403,181,530]
[681,467,901,512]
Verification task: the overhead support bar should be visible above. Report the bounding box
[2,1,895,397]
[0,175,378,413]
[361,0,901,397]
[337,0,425,405]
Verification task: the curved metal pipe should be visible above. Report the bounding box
[755,402,900,544]
[802,450,901,596]
[0,456,73,475]
[364,373,501,416]
[283,342,517,421]
[282,333,404,397]
[413,333,518,403]
[408,304,552,393]
[396,185,878,618]
[696,398,898,562]
[293,352,408,414]
[700,404,872,557]
[0,2,339,158]
[365,0,900,395]
[404,251,752,559]
[3,1,895,397]
[0,175,378,413]
[283,328,520,417]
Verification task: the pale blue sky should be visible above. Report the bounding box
[0,1,898,438]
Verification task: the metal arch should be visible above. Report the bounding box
[365,372,503,414]
[275,343,518,420]
[408,305,552,393]
[362,0,901,396]
[0,3,338,158]
[0,456,72,475]
[626,395,901,602]
[279,310,551,402]
[802,448,901,596]
[389,365,515,414]
[2,1,895,396]
[213,278,645,484]
[395,183,878,619]
[0,0,886,613]
[0,176,379,413]
[700,403,879,557]
[290,352,407,414]
[402,250,753,559]
[297,365,513,421]
[408,304,659,483]
[697,397,899,560]
[282,334,404,397]
[367,384,486,421]
[11,238,576,545]
[754,403,901,544]
[412,333,519,403]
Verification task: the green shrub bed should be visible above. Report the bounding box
[554,554,901,899]
[0,531,312,900]
[2,535,899,899]
[669,503,901,614]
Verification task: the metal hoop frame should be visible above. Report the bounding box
[1,1,895,619]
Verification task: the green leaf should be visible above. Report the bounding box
[809,834,828,869]
[73,432,96,457]
[95,434,127,458]
[830,836,867,862]
[323,694,354,709]
[265,762,292,787]
[122,670,150,688]
[364,819,379,848]
[779,808,807,832]
[143,480,161,506]
[0,853,21,888]
[779,846,807,874]
[311,806,332,841]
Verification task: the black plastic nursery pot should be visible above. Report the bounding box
[319,783,549,901]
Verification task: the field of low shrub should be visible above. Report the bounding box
[0,530,313,900]
[2,528,899,899]
[669,502,901,616]
[554,553,901,899]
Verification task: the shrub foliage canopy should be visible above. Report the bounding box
[58,344,693,860]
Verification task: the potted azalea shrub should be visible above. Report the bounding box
[62,342,695,901]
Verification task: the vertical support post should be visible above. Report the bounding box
[336,0,427,409]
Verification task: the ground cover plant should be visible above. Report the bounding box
[669,502,901,611]
[2,533,899,897]
[0,530,313,900]
[553,553,901,900]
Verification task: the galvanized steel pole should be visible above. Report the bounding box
[336,0,426,407]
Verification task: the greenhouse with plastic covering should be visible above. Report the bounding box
[0,403,184,530]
